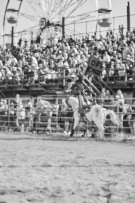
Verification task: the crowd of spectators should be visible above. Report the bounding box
[0,28,135,88]
[99,88,125,106]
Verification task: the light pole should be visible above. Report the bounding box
[127,1,130,32]
[11,26,14,47]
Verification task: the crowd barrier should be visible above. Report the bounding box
[0,69,66,87]
[0,67,135,90]
[0,97,135,136]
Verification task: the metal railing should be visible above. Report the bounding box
[0,97,135,137]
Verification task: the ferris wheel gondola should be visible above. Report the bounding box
[95,0,112,36]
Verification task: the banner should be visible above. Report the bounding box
[88,56,101,69]
[85,56,102,76]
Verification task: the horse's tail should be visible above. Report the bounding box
[62,98,69,111]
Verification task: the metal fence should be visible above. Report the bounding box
[0,96,135,137]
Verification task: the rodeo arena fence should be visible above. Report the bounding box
[0,96,135,137]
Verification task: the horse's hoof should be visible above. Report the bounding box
[100,138,106,142]
[46,130,51,134]
[70,129,74,137]
[64,131,68,135]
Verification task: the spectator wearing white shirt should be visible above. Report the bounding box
[103,51,111,63]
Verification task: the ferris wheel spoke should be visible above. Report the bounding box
[47,0,54,19]
[68,10,96,19]
[59,0,73,15]
[28,0,42,7]
[49,0,58,20]
[26,0,43,18]
[66,13,93,25]
[37,0,46,17]
[46,0,64,22]
[56,0,78,19]
[51,0,76,21]
[41,0,47,17]
[49,0,63,20]
[43,0,54,19]
[50,0,64,20]
[16,24,39,34]
[66,0,88,18]
[60,0,77,17]
[20,13,40,22]
[53,0,64,19]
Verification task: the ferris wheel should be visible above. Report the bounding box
[2,0,113,46]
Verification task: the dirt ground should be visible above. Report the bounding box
[0,133,135,203]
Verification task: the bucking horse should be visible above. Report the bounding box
[63,96,121,140]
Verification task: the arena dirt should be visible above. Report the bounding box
[0,132,135,203]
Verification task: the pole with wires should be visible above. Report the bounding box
[127,1,130,32]
[62,17,65,39]
[11,26,14,47]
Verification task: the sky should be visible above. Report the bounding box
[0,0,135,46]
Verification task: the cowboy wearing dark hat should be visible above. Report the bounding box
[71,73,88,108]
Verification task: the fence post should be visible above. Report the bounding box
[63,68,65,87]
[55,98,59,130]
[117,105,120,134]
[8,98,10,131]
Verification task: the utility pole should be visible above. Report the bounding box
[127,1,130,32]
[11,26,14,47]
[62,17,65,39]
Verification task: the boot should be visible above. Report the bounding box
[70,129,74,137]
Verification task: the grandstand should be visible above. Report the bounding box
[0,1,135,101]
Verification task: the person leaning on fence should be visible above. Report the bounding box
[115,89,125,107]
[0,99,8,131]
[15,94,22,106]
[0,99,8,113]
[104,90,114,103]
